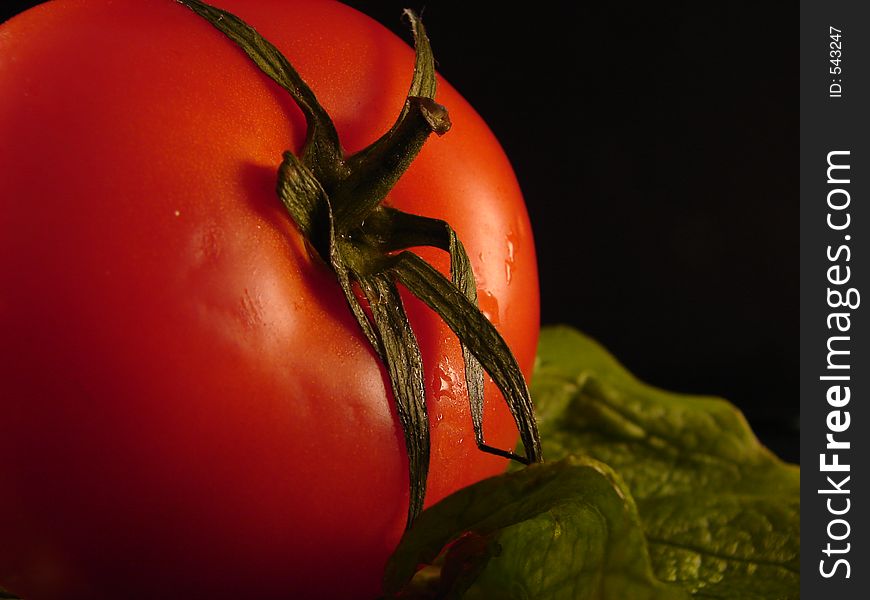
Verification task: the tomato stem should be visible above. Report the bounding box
[177,0,543,528]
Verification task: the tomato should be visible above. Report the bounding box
[0,1,539,598]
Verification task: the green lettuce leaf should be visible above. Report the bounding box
[386,326,799,599]
[384,457,688,599]
[533,327,799,599]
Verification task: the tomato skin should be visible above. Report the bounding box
[0,1,539,598]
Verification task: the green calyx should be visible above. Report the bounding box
[177,0,543,526]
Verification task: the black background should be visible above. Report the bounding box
[2,1,798,462]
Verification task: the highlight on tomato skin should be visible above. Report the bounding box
[0,1,539,599]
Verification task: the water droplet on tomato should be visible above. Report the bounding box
[479,290,499,325]
[504,231,517,284]
[431,363,450,432]
[434,359,457,403]
[438,369,451,393]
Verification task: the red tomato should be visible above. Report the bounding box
[0,1,539,598]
